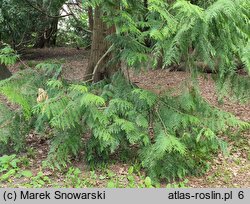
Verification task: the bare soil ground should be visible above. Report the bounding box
[10,47,89,81]
[3,47,250,187]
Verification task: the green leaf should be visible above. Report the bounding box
[128,166,134,174]
[21,170,33,178]
[144,177,152,188]
[107,181,116,188]
[0,169,16,181]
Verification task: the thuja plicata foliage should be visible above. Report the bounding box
[0,64,249,180]
[1,0,250,181]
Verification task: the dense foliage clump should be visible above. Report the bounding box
[0,0,250,182]
[0,63,249,180]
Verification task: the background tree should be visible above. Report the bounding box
[0,0,84,49]
[84,0,249,84]
[0,64,12,80]
[0,43,15,80]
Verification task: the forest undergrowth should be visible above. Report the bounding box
[0,48,249,188]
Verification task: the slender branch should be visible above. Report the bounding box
[43,26,55,40]
[66,4,92,33]
[92,44,114,79]
[23,0,72,19]
[17,56,30,69]
[15,32,26,47]
[84,44,114,83]
[156,107,168,134]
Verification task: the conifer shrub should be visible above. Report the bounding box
[0,0,250,180]
[0,64,249,180]
[0,46,63,155]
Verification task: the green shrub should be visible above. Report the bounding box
[0,64,249,180]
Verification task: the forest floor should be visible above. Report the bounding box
[2,47,250,188]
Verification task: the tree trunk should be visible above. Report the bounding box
[0,42,12,79]
[34,18,58,48]
[88,6,94,32]
[50,18,59,47]
[85,6,118,82]
[0,63,12,80]
[156,49,164,69]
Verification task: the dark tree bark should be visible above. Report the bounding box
[88,6,94,32]
[144,0,148,10]
[85,6,118,82]
[34,18,59,48]
[0,41,12,80]
[50,18,59,46]
[156,49,164,69]
[0,63,12,80]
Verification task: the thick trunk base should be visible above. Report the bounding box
[0,64,12,80]
[85,6,118,82]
